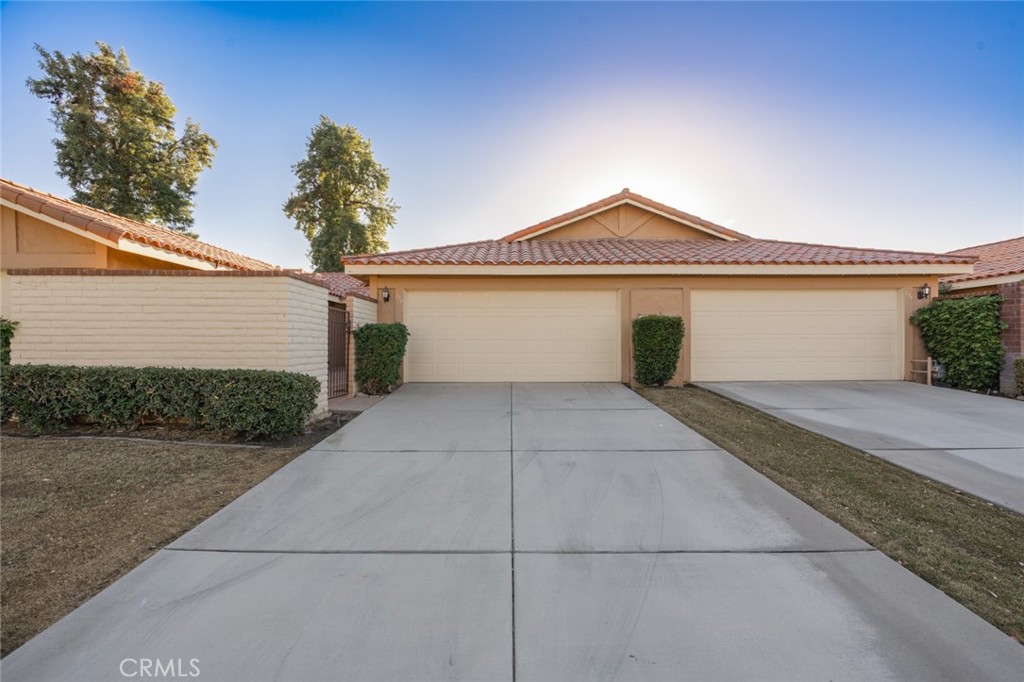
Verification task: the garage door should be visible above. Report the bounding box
[404,290,619,382]
[690,290,901,381]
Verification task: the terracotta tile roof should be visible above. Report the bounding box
[941,236,1024,284]
[501,188,752,242]
[344,238,974,267]
[1,177,276,271]
[315,272,373,299]
[6,268,330,289]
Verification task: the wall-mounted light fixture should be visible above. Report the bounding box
[381,287,391,303]
[917,283,931,300]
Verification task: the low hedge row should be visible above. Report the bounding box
[1016,358,1024,396]
[1,365,320,440]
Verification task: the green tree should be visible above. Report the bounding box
[284,116,397,271]
[27,42,217,233]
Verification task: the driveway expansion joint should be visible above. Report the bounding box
[161,548,877,556]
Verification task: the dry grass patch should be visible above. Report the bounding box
[0,421,344,656]
[637,385,1024,643]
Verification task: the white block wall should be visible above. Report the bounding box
[287,279,330,414]
[8,274,330,417]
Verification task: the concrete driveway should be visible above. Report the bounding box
[703,381,1024,514]
[3,383,1022,681]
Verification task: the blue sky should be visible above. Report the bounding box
[2,1,1022,269]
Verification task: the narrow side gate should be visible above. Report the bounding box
[328,302,351,398]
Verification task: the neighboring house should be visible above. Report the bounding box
[1,178,377,413]
[345,189,974,384]
[1,177,276,317]
[941,236,1024,395]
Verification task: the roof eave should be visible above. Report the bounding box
[345,263,975,277]
[944,272,1024,290]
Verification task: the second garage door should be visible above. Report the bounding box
[404,290,619,382]
[690,289,901,381]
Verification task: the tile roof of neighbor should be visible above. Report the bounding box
[1,177,276,271]
[344,238,976,267]
[315,272,373,298]
[501,188,752,242]
[941,236,1024,284]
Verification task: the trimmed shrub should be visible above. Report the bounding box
[1016,358,1024,396]
[910,296,1007,391]
[353,322,410,395]
[632,315,685,387]
[0,365,319,439]
[0,318,18,366]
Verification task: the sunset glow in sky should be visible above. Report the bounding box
[3,1,1022,268]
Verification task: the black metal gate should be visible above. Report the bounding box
[328,303,351,398]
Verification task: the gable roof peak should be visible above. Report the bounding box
[501,189,751,243]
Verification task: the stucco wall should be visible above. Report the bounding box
[533,204,718,241]
[367,273,940,385]
[2,208,106,272]
[7,272,330,416]
[346,295,378,394]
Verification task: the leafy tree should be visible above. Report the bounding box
[27,42,217,233]
[284,116,397,271]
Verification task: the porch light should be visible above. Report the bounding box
[381,287,391,303]
[917,283,931,300]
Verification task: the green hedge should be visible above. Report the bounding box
[632,315,685,387]
[353,322,410,395]
[1,365,320,439]
[911,296,1006,391]
[1016,358,1024,396]
[0,318,18,366]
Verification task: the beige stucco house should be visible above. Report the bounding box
[0,177,277,316]
[1,178,376,413]
[345,189,975,385]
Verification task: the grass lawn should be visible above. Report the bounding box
[0,421,344,657]
[638,385,1024,644]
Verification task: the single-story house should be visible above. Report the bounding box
[1,178,376,411]
[0,177,277,316]
[344,189,975,385]
[941,236,1024,395]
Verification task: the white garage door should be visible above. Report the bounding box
[690,290,901,381]
[404,290,619,382]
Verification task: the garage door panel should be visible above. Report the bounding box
[405,291,619,382]
[691,290,900,381]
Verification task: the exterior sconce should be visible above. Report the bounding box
[381,287,391,303]
[917,283,931,300]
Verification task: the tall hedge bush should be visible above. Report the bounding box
[1,365,320,439]
[632,315,685,387]
[0,318,18,366]
[910,296,1006,391]
[353,322,410,395]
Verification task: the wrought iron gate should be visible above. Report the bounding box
[328,303,350,398]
